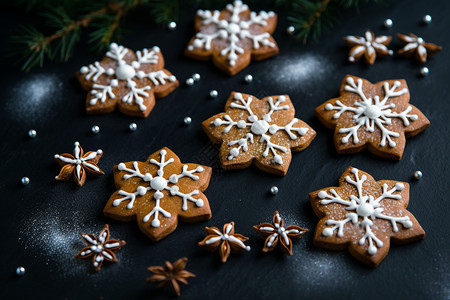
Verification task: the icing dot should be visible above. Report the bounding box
[110,79,119,87]
[118,163,126,171]
[196,199,204,207]
[213,118,222,126]
[80,66,89,74]
[322,228,333,237]
[395,183,405,190]
[237,120,246,128]
[341,137,349,143]
[110,42,118,49]
[230,148,239,157]
[153,46,160,52]
[106,68,114,76]
[151,177,167,191]
[273,155,283,165]
[368,245,378,255]
[137,186,147,196]
[318,191,327,199]
[248,115,258,122]
[115,64,136,80]
[131,61,140,69]
[404,220,413,228]
[151,219,160,227]
[154,191,164,200]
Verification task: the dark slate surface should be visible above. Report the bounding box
[1,1,449,299]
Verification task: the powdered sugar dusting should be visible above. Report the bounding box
[18,205,101,278]
[6,73,63,124]
[269,54,334,89]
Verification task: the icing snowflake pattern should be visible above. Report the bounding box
[104,148,212,241]
[78,43,178,117]
[316,75,429,160]
[326,77,416,147]
[203,92,315,175]
[318,168,411,255]
[310,167,425,267]
[185,1,278,75]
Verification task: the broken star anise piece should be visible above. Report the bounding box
[147,257,195,297]
[253,211,308,255]
[198,221,251,263]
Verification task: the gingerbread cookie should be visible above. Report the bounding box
[198,221,250,262]
[103,147,212,241]
[147,257,195,297]
[77,43,179,118]
[310,167,425,267]
[315,75,429,160]
[74,224,126,272]
[202,92,316,175]
[185,1,279,75]
[343,30,393,64]
[54,141,104,186]
[397,33,442,63]
[253,211,308,255]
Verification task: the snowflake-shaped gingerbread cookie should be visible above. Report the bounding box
[103,147,212,241]
[310,167,425,267]
[315,75,429,160]
[77,43,179,118]
[185,0,279,75]
[202,92,316,175]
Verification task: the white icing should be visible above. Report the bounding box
[188,0,275,66]
[55,142,102,179]
[113,150,205,227]
[325,77,417,147]
[206,223,251,251]
[318,168,412,255]
[79,226,123,269]
[80,43,176,111]
[346,31,393,62]
[212,93,308,165]
[399,35,429,58]
[260,213,302,248]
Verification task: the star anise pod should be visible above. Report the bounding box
[147,257,195,297]
[54,141,104,186]
[198,221,251,263]
[74,224,126,272]
[253,211,308,255]
[397,33,442,63]
[343,30,393,65]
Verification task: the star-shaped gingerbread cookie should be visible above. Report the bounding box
[103,147,212,241]
[315,75,429,160]
[185,1,279,75]
[202,92,316,175]
[310,167,425,267]
[77,43,179,118]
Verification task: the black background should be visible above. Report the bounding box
[1,1,450,299]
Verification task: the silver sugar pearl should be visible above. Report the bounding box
[28,129,37,138]
[244,74,253,83]
[209,90,218,98]
[16,267,25,276]
[420,67,429,77]
[129,123,137,131]
[184,117,192,125]
[423,15,432,24]
[270,186,279,195]
[384,18,393,28]
[286,26,295,35]
[186,78,195,86]
[91,125,100,134]
[414,171,423,179]
[168,21,177,30]
[21,177,30,185]
[192,73,201,81]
